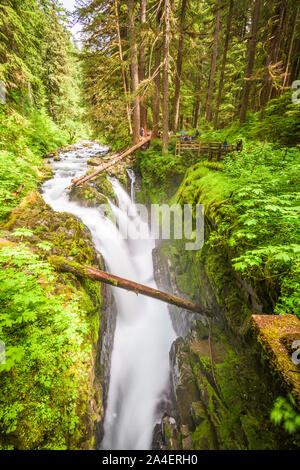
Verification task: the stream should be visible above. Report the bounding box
[42,141,177,450]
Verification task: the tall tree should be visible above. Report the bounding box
[152,45,161,139]
[139,0,147,132]
[260,1,286,115]
[214,0,234,129]
[114,0,132,135]
[128,0,140,144]
[173,0,188,133]
[162,0,170,154]
[282,6,299,88]
[205,3,221,122]
[240,0,262,123]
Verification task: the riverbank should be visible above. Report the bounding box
[0,142,110,449]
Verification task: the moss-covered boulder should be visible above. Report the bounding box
[69,183,108,208]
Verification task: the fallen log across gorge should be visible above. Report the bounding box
[50,256,212,316]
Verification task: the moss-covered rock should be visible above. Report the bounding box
[0,191,107,450]
[140,154,300,450]
[70,183,108,208]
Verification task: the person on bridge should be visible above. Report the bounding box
[236,139,243,151]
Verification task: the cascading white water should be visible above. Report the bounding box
[126,168,136,202]
[42,141,176,450]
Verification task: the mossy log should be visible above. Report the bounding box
[67,137,151,190]
[50,256,211,316]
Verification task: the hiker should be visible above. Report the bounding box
[223,139,228,151]
[236,139,243,151]
[140,127,145,138]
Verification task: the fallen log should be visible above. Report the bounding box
[70,153,120,186]
[66,137,151,190]
[50,256,212,316]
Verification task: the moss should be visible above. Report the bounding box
[69,183,109,208]
[252,315,300,407]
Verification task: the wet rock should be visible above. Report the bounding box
[88,157,102,166]
[69,183,109,208]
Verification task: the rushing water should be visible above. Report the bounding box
[42,141,176,450]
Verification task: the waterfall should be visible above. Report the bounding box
[42,141,176,450]
[126,168,136,202]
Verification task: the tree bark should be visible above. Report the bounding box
[283,7,299,88]
[205,4,221,122]
[213,0,233,129]
[162,0,170,154]
[50,256,212,316]
[139,0,147,131]
[115,0,132,135]
[128,0,140,144]
[152,45,161,138]
[260,1,286,115]
[173,0,188,133]
[240,0,262,123]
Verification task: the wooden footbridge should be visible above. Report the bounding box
[175,140,235,160]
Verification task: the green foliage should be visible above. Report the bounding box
[137,146,185,201]
[271,395,300,434]
[0,244,93,449]
[155,140,300,319]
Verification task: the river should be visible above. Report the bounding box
[42,141,176,450]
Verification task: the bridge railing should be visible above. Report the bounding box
[175,140,235,160]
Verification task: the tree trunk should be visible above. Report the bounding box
[152,45,161,138]
[173,0,188,133]
[162,0,170,154]
[260,1,286,116]
[213,0,233,129]
[205,4,221,122]
[283,7,299,88]
[139,0,147,132]
[128,0,140,144]
[114,0,132,135]
[50,257,212,316]
[240,0,261,123]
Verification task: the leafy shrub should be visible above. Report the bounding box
[0,245,92,449]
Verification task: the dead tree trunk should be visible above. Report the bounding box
[50,256,212,316]
[67,137,151,190]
